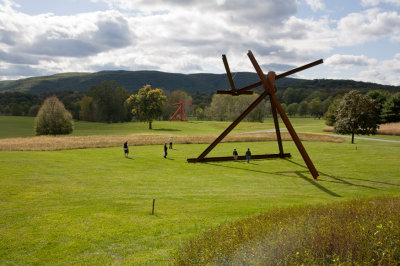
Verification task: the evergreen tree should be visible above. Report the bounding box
[381,92,400,123]
[366,90,391,123]
[35,95,74,135]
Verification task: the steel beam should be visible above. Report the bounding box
[247,50,319,179]
[187,153,291,163]
[188,90,269,162]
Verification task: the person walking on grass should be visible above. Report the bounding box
[169,137,173,149]
[246,148,251,163]
[123,141,129,158]
[233,148,238,160]
[164,143,168,158]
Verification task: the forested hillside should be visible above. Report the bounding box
[0,70,398,96]
[1,71,399,123]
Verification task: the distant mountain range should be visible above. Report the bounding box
[0,70,399,95]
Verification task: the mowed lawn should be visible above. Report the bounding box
[1,136,400,264]
[0,115,328,139]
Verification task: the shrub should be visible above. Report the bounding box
[35,95,74,135]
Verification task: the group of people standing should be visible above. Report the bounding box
[124,138,174,159]
[163,138,173,158]
[124,139,252,162]
[233,148,252,163]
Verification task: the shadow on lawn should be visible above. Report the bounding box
[153,128,181,132]
[294,171,341,197]
[205,161,341,197]
[284,158,399,188]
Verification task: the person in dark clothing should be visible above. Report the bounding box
[164,143,168,158]
[123,141,129,158]
[246,148,251,163]
[233,149,238,160]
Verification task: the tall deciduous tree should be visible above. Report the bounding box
[287,102,299,116]
[308,98,323,119]
[87,80,130,123]
[79,96,95,121]
[206,93,267,122]
[298,101,309,117]
[126,85,166,129]
[335,90,379,144]
[324,95,342,126]
[35,95,74,135]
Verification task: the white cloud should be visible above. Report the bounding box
[353,55,400,85]
[305,0,325,12]
[380,57,400,74]
[325,54,377,67]
[357,68,400,85]
[0,0,400,85]
[91,0,298,26]
[337,9,400,45]
[0,2,136,64]
[361,0,400,7]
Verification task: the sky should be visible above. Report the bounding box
[0,0,399,85]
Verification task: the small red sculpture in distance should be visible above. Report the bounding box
[169,98,192,122]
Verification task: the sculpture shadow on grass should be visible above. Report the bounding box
[284,158,398,188]
[152,128,182,132]
[205,161,342,197]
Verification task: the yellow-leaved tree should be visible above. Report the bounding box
[126,85,166,129]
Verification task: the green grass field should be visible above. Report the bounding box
[1,116,400,264]
[0,115,328,139]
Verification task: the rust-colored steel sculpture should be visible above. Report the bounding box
[169,98,192,122]
[187,51,323,179]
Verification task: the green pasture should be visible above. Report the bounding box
[0,115,327,139]
[1,136,400,264]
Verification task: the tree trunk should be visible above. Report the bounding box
[149,120,152,130]
[351,132,354,144]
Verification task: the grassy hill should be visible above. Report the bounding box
[0,70,399,95]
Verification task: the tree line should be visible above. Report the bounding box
[1,80,400,136]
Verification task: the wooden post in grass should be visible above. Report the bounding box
[152,199,155,215]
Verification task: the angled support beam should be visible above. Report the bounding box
[222,54,236,92]
[247,50,319,179]
[231,58,323,95]
[187,90,269,162]
[270,97,284,156]
[217,54,254,95]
